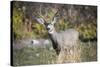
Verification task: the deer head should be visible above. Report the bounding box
[36,17,58,34]
[34,8,59,34]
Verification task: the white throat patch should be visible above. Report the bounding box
[48,29,54,34]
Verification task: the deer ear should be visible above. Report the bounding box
[32,15,46,25]
[36,18,45,25]
[51,17,57,25]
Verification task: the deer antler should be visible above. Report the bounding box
[51,8,60,24]
[38,5,46,21]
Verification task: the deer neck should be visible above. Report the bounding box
[48,29,60,55]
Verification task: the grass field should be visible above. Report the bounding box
[13,41,97,66]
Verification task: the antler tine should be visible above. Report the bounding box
[37,12,46,22]
[52,4,65,20]
[37,5,47,23]
[52,8,60,21]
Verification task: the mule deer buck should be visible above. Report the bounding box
[34,9,81,63]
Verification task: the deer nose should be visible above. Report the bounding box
[47,28,50,30]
